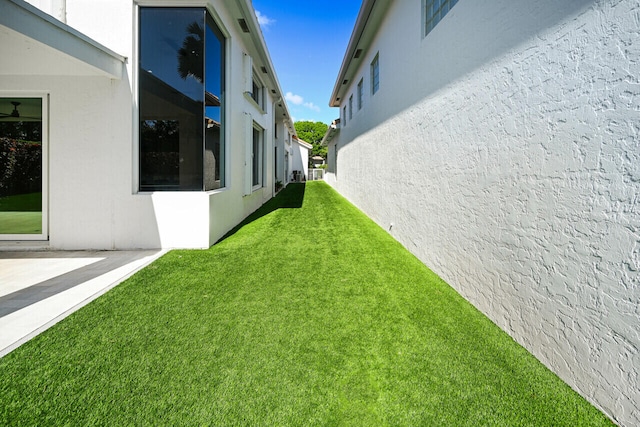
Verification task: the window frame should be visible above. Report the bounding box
[349,94,353,120]
[251,122,264,190]
[423,0,458,38]
[371,53,379,95]
[251,74,264,110]
[0,93,49,241]
[136,5,227,192]
[357,78,363,110]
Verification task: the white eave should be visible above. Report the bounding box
[329,0,390,107]
[321,119,340,145]
[234,0,296,136]
[292,136,313,150]
[0,0,127,78]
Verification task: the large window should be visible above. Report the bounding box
[371,53,379,95]
[0,97,46,239]
[139,7,225,191]
[357,78,363,110]
[424,0,458,36]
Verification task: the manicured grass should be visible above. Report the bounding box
[0,212,42,234]
[0,192,42,234]
[0,182,612,425]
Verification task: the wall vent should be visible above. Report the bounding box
[238,18,250,33]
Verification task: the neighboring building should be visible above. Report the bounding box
[290,135,312,181]
[0,0,295,249]
[326,0,639,425]
[310,156,325,168]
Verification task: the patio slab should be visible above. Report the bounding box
[0,249,166,357]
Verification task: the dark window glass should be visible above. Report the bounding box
[252,127,261,186]
[251,80,261,107]
[371,54,379,95]
[205,14,225,190]
[0,98,43,235]
[139,8,225,191]
[425,0,457,37]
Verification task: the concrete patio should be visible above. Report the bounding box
[0,249,166,357]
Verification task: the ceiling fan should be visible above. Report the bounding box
[0,102,41,121]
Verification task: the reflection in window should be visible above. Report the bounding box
[251,79,263,108]
[0,98,43,235]
[252,125,263,187]
[140,120,179,187]
[371,53,379,95]
[139,7,225,191]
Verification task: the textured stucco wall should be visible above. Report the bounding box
[328,0,639,425]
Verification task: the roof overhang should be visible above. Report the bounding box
[329,0,391,107]
[320,119,340,145]
[0,0,126,78]
[234,0,296,136]
[292,136,313,150]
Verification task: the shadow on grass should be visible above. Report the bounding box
[216,182,305,244]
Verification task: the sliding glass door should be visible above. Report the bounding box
[0,96,47,240]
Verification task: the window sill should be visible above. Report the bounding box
[244,92,266,115]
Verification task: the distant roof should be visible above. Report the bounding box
[292,135,313,149]
[320,118,340,145]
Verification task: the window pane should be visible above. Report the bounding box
[252,128,260,186]
[371,55,380,95]
[139,8,205,191]
[425,0,457,36]
[205,15,225,190]
[0,98,42,234]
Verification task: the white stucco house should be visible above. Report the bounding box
[290,135,311,181]
[325,0,639,425]
[0,0,296,250]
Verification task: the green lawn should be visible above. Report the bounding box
[0,192,42,234]
[0,182,612,425]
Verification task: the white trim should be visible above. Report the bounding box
[251,122,265,191]
[243,112,253,196]
[244,91,266,115]
[0,91,49,241]
[2,0,126,78]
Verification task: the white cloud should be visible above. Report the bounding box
[285,92,304,105]
[304,102,321,112]
[255,11,275,28]
[285,92,321,112]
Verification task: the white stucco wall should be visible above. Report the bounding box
[2,0,284,249]
[329,0,639,425]
[292,139,310,181]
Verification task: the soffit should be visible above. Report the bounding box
[329,0,392,107]
[0,0,126,78]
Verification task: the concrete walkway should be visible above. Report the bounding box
[0,250,166,357]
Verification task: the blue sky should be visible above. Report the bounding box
[251,0,362,125]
